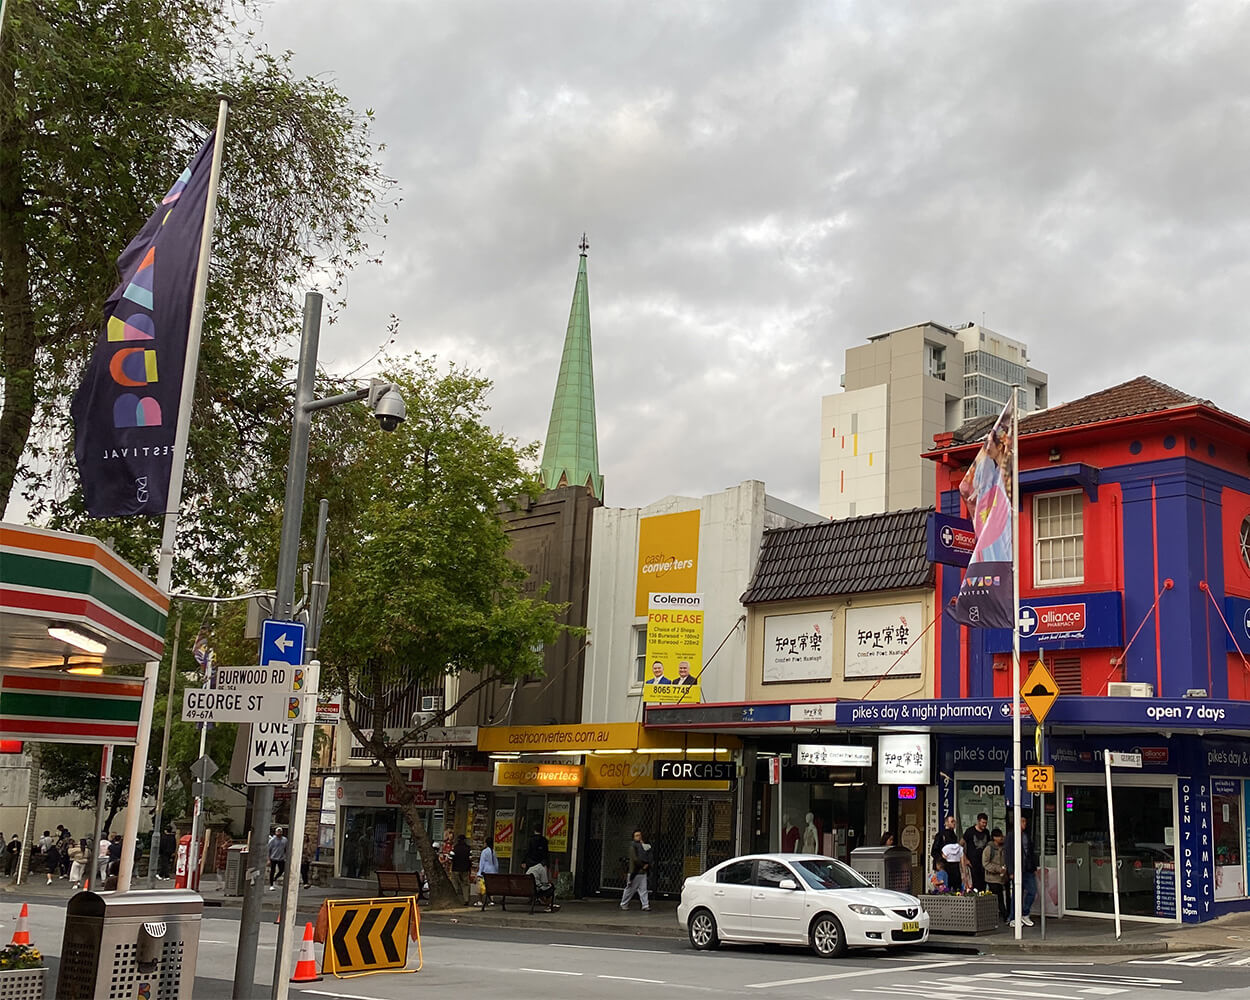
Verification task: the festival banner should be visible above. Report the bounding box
[643,592,705,704]
[948,398,1016,628]
[493,810,515,859]
[71,137,216,517]
[544,800,571,854]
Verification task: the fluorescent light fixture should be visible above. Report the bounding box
[488,753,521,760]
[67,666,104,676]
[48,624,107,655]
[590,750,635,755]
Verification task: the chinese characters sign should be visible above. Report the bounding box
[844,603,923,679]
[878,733,930,784]
[796,744,872,767]
[763,612,833,683]
[643,593,705,704]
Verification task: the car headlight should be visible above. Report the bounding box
[847,904,885,916]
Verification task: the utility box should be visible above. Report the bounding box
[224,844,248,897]
[850,845,913,894]
[55,889,202,1000]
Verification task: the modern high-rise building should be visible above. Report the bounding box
[819,321,1047,518]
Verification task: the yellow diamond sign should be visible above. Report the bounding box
[1022,659,1059,724]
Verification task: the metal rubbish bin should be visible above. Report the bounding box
[224,844,248,897]
[55,889,202,1000]
[850,845,913,893]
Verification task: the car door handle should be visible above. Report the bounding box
[752,892,766,899]
[713,889,725,896]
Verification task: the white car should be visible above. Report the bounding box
[677,853,929,958]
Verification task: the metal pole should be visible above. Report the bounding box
[1010,385,1022,939]
[86,746,113,891]
[234,290,321,998]
[1038,725,1046,940]
[1106,749,1122,939]
[147,610,184,886]
[118,97,230,893]
[776,757,783,852]
[187,644,212,891]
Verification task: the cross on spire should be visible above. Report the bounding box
[579,233,589,255]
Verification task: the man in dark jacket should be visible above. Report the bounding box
[158,827,176,880]
[1004,815,1038,926]
[930,815,958,871]
[450,835,472,905]
[962,813,991,891]
[525,825,549,868]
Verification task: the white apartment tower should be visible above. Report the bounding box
[819,322,1047,518]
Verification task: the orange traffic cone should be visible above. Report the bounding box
[10,903,30,946]
[290,922,322,983]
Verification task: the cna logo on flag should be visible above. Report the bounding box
[948,397,1015,629]
[71,137,216,517]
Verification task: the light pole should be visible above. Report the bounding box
[233,291,405,999]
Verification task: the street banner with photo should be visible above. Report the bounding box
[948,397,1016,629]
[493,809,515,859]
[544,800,571,854]
[763,611,833,682]
[71,137,217,517]
[642,592,704,704]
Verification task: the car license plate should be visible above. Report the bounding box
[901,921,919,933]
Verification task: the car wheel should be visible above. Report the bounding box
[810,913,847,958]
[688,908,720,950]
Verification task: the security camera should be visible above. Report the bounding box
[367,380,406,432]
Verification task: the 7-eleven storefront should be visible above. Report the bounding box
[476,723,740,898]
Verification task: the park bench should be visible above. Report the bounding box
[481,871,551,912]
[375,869,427,899]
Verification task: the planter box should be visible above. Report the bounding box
[921,893,1000,935]
[0,966,47,1000]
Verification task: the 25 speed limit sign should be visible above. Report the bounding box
[1026,765,1055,794]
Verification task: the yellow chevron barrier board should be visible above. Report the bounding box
[323,895,420,978]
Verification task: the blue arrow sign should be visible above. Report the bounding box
[261,619,306,668]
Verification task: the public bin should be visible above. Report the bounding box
[55,889,202,1000]
[850,845,913,893]
[224,844,248,897]
[174,834,203,890]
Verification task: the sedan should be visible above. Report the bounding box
[677,853,928,958]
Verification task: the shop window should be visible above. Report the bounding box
[633,625,648,683]
[1213,780,1245,900]
[718,859,754,885]
[1034,491,1084,586]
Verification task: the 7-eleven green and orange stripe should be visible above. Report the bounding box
[0,670,145,744]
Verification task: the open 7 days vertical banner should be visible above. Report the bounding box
[643,593,705,704]
[71,137,216,517]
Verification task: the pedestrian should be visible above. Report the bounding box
[962,813,991,891]
[941,838,971,892]
[38,830,53,855]
[301,835,314,889]
[478,836,499,907]
[57,827,73,877]
[215,830,233,889]
[525,823,549,868]
[267,827,288,890]
[982,828,1008,922]
[4,833,20,876]
[930,814,958,872]
[928,858,948,893]
[45,840,61,885]
[1004,815,1038,927]
[619,828,653,912]
[68,838,87,888]
[450,834,472,905]
[880,831,896,846]
[97,834,111,881]
[525,857,559,912]
[158,826,176,880]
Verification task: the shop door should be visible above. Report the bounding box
[890,787,928,896]
[1060,780,1177,920]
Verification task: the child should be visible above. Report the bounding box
[928,858,949,893]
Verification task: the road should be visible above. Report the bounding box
[8,899,1250,999]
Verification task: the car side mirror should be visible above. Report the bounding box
[778,878,799,890]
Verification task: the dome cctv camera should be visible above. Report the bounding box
[372,387,406,432]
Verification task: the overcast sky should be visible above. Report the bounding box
[260,0,1250,515]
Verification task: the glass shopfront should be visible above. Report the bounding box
[340,804,442,879]
[1213,779,1245,901]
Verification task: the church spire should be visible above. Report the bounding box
[540,235,603,499]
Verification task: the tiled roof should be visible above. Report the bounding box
[741,508,933,604]
[946,376,1211,447]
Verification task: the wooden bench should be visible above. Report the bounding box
[375,869,427,900]
[480,872,552,912]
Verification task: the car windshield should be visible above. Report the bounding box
[792,858,873,890]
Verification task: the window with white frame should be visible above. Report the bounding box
[1034,491,1084,585]
[633,624,648,683]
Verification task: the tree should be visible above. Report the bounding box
[0,0,394,593]
[315,357,576,909]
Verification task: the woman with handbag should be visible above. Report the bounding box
[982,828,1009,921]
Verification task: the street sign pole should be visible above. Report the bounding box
[1105,748,1121,940]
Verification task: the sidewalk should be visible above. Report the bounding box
[10,874,1250,956]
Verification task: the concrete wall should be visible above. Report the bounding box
[820,384,888,519]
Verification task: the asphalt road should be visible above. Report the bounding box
[9,899,1250,1000]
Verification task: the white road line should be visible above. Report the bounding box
[550,942,670,954]
[599,974,667,984]
[1001,970,1181,985]
[745,959,964,989]
[520,968,583,976]
[296,991,378,1000]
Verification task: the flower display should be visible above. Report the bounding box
[0,943,43,970]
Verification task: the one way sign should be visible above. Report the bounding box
[245,721,292,785]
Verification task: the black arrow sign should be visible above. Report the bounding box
[379,906,404,964]
[331,907,357,969]
[252,761,287,776]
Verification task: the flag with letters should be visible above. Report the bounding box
[71,137,216,517]
[948,397,1015,629]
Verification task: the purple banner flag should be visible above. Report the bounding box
[948,397,1015,629]
[71,137,215,517]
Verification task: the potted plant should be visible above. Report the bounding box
[921,889,1000,934]
[0,941,47,999]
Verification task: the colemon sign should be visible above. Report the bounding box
[635,509,700,616]
[643,592,704,704]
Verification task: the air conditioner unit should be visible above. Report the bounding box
[1108,682,1153,698]
[421,695,443,713]
[410,710,436,728]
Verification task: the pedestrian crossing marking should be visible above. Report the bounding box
[1131,949,1250,968]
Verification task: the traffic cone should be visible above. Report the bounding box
[290,922,322,983]
[10,903,30,946]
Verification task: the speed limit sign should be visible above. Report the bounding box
[1026,764,1055,794]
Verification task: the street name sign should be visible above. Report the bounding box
[245,721,293,785]
[215,663,314,694]
[181,688,311,724]
[1108,751,1143,768]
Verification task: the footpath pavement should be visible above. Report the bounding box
[9,873,1250,957]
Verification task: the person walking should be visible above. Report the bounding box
[97,834,111,881]
[962,813,991,891]
[57,827,73,877]
[982,828,1009,922]
[67,838,87,888]
[525,823,549,868]
[619,828,653,912]
[301,835,315,889]
[449,834,472,905]
[5,833,21,876]
[158,826,176,880]
[478,836,499,906]
[1005,815,1038,926]
[930,815,958,872]
[267,827,288,890]
[44,840,61,885]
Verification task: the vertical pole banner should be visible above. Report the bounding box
[71,137,216,517]
[642,593,705,703]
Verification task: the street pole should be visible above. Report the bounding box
[234,290,322,998]
[86,746,113,891]
[148,609,183,886]
[186,642,213,891]
[1010,385,1022,940]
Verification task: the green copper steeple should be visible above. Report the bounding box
[540,236,603,499]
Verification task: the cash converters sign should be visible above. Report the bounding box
[493,762,583,788]
[635,509,700,616]
[643,592,705,704]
